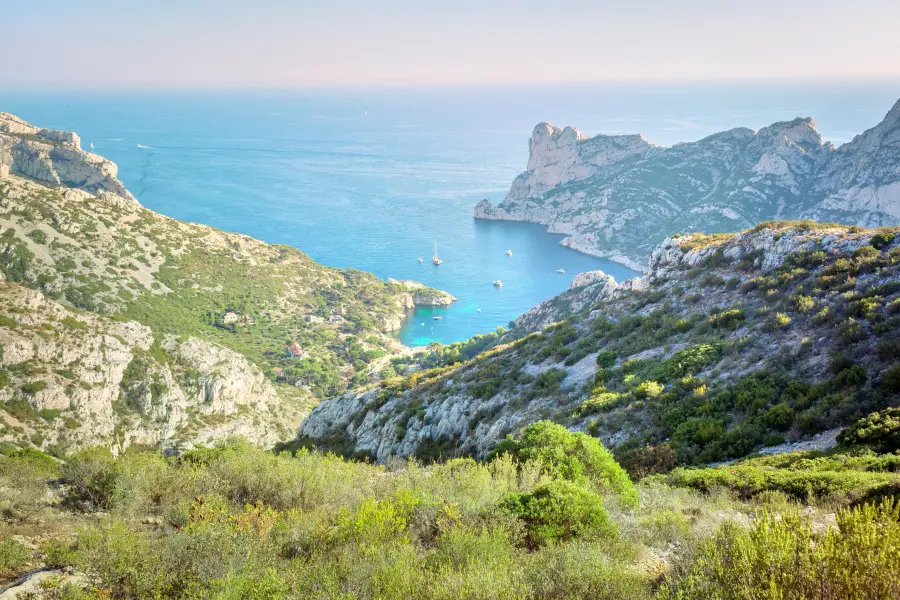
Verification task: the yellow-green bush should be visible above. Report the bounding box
[658,500,900,600]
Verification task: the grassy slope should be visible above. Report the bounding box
[0,175,430,401]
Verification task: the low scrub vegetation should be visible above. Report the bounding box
[2,425,900,598]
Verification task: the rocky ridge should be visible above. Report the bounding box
[0,112,134,202]
[475,99,900,270]
[300,222,900,465]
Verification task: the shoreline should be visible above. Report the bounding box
[473,212,647,275]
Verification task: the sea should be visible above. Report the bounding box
[1,83,897,345]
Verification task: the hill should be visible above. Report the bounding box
[475,99,900,270]
[300,221,900,468]
[0,112,452,453]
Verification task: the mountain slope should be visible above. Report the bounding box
[0,112,452,453]
[300,222,900,467]
[475,99,900,270]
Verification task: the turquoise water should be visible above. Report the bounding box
[1,84,897,344]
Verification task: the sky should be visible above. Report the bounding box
[3,0,900,88]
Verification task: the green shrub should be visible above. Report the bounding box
[62,447,117,510]
[838,318,866,344]
[659,501,900,600]
[0,536,31,580]
[793,295,815,313]
[651,343,722,382]
[20,380,47,395]
[595,350,617,368]
[881,364,900,395]
[578,390,626,415]
[532,368,567,395]
[772,312,792,329]
[660,465,897,503]
[500,480,616,548]
[708,308,744,329]
[838,408,900,453]
[634,381,664,399]
[871,231,896,250]
[491,421,637,505]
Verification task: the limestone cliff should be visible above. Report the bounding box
[0,113,135,202]
[475,99,900,270]
[0,282,296,452]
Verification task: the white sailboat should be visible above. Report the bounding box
[432,241,442,265]
[505,249,512,256]
[493,280,503,288]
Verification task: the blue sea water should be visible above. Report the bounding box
[1,83,897,345]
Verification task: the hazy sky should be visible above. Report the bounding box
[4,0,900,87]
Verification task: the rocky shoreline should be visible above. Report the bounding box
[475,99,900,269]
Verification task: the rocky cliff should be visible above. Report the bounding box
[0,112,449,453]
[0,112,135,202]
[300,222,900,466]
[0,283,295,452]
[475,99,900,270]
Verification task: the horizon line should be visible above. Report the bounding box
[3,75,900,93]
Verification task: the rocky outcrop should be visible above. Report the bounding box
[0,112,136,202]
[388,278,457,306]
[513,270,619,333]
[0,282,295,452]
[475,99,900,270]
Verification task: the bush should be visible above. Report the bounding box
[491,421,637,505]
[500,480,616,548]
[708,308,744,330]
[20,380,47,395]
[838,408,900,453]
[772,313,792,329]
[660,464,898,503]
[659,501,900,600]
[871,231,896,250]
[595,350,617,368]
[634,381,664,399]
[793,295,815,313]
[532,368,568,395]
[0,537,31,580]
[62,447,117,510]
[881,364,900,395]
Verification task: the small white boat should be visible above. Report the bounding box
[493,280,503,288]
[90,142,95,149]
[433,316,443,321]
[417,257,424,263]
[476,308,481,313]
[556,268,565,274]
[432,241,442,265]
[505,249,513,256]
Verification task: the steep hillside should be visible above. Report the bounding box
[0,112,452,453]
[300,222,900,467]
[475,99,900,270]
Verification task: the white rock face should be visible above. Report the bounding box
[387,278,457,306]
[0,282,292,453]
[475,101,900,269]
[0,113,136,203]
